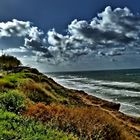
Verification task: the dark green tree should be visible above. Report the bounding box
[0,55,21,70]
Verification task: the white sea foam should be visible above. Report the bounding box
[47,73,140,116]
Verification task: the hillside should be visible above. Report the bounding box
[0,66,140,140]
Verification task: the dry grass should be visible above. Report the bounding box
[26,103,133,140]
[18,79,57,104]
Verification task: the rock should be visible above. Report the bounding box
[101,102,120,111]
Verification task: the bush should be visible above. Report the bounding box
[0,90,27,114]
[0,54,21,70]
[0,79,14,89]
[0,109,77,140]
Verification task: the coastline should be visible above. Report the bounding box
[48,75,138,117]
[47,76,140,139]
[50,77,140,139]
[0,66,140,139]
[47,72,140,118]
[46,75,121,111]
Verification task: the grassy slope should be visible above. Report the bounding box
[0,67,140,140]
[0,109,76,140]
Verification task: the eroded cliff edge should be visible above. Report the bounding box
[0,66,140,140]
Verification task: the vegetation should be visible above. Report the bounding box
[0,54,21,70]
[0,55,139,139]
[0,90,27,114]
[26,103,122,140]
[0,109,76,140]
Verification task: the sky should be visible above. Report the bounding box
[0,0,140,72]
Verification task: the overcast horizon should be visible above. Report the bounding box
[0,1,140,72]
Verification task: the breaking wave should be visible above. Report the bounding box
[47,72,140,117]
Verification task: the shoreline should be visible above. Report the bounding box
[47,75,140,118]
[47,74,140,118]
[1,66,139,139]
[46,75,140,139]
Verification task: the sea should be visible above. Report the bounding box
[46,69,140,117]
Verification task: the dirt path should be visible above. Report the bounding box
[77,93,140,140]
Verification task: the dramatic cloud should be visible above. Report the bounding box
[0,19,44,39]
[0,19,44,49]
[47,6,140,63]
[0,19,52,61]
[1,6,140,65]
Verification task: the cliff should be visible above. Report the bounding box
[0,67,140,140]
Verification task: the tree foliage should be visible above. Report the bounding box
[0,55,21,70]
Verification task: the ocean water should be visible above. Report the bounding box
[47,69,140,117]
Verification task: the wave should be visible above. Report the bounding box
[49,73,140,93]
[47,73,140,116]
[120,103,140,117]
[91,80,140,92]
[63,76,140,92]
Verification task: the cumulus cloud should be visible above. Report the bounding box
[0,19,44,47]
[0,19,30,37]
[46,6,140,63]
[0,19,43,41]
[0,19,52,61]
[1,6,140,65]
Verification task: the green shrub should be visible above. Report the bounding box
[0,79,14,89]
[0,130,18,140]
[0,54,21,70]
[0,90,27,113]
[0,109,77,140]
